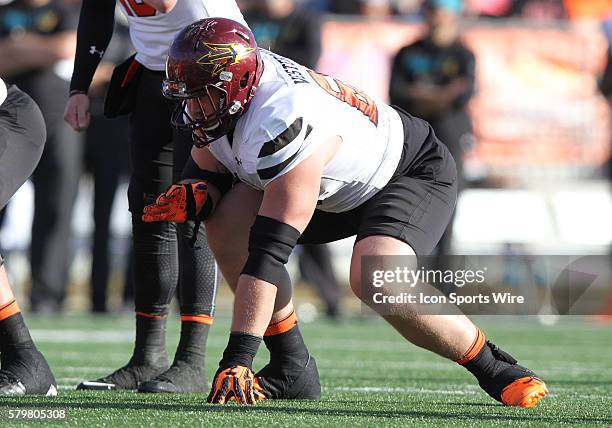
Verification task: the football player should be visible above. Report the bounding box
[144,18,548,407]
[64,0,243,393]
[0,78,56,396]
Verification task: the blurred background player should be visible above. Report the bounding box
[0,77,56,396]
[81,14,132,314]
[389,0,475,257]
[64,0,248,393]
[0,0,81,314]
[243,0,322,68]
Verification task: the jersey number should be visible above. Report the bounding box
[307,70,378,126]
[120,0,156,17]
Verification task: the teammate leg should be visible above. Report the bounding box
[139,126,218,393]
[77,70,177,391]
[0,261,56,396]
[205,183,320,400]
[0,85,56,395]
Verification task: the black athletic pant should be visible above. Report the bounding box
[84,113,130,312]
[127,69,217,317]
[298,244,341,318]
[429,111,470,256]
[29,120,81,310]
[0,85,46,210]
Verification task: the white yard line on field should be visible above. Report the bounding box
[330,386,612,401]
[329,386,480,395]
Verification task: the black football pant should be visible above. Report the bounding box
[1,83,80,312]
[84,113,131,312]
[127,69,217,317]
[4,71,83,312]
[0,86,80,310]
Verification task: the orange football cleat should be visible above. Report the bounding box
[460,337,549,408]
[501,376,549,408]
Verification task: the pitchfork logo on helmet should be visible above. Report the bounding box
[163,18,264,147]
[196,43,256,77]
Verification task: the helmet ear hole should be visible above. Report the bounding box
[239,72,250,88]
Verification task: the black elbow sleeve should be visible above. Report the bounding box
[241,216,301,288]
[181,156,234,196]
[70,0,116,93]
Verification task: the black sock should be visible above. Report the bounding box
[131,313,168,365]
[264,324,310,370]
[173,321,210,368]
[462,341,518,380]
[463,343,496,378]
[219,332,262,370]
[0,312,34,352]
[462,340,525,402]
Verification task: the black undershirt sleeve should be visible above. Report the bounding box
[69,0,117,93]
[181,156,235,196]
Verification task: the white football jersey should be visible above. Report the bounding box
[208,50,405,213]
[0,78,6,107]
[118,0,248,71]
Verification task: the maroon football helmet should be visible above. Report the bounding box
[163,18,264,146]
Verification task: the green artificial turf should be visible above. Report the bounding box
[1,314,611,427]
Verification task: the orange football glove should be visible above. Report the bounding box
[142,181,210,223]
[207,366,265,405]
